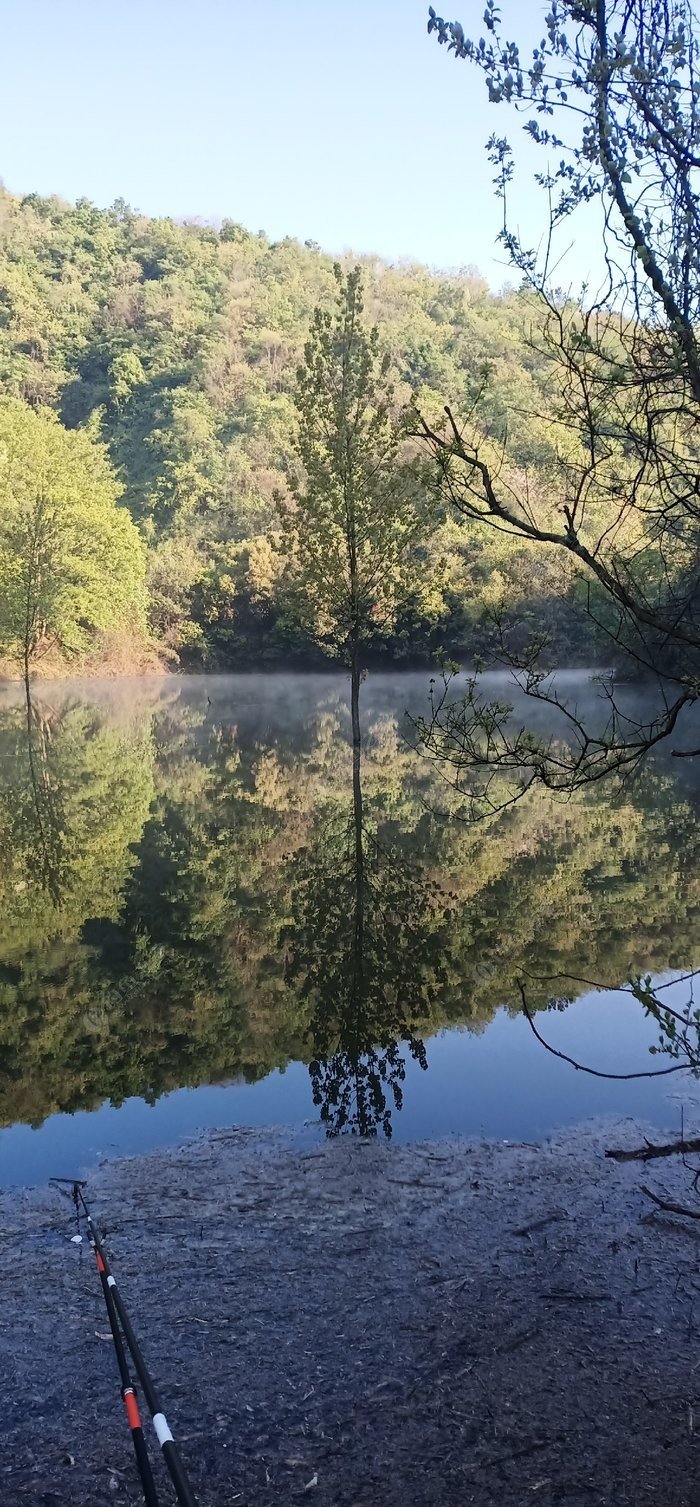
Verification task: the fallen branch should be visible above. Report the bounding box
[607,1138,700,1163]
[640,1186,700,1221]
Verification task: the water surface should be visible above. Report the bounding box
[1,672,698,1185]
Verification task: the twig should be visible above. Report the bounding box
[518,983,688,1079]
[478,1439,552,1471]
[512,1211,566,1237]
[497,1324,541,1355]
[539,1291,609,1302]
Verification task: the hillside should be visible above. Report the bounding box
[0,187,594,670]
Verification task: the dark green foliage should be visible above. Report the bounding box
[0,187,611,668]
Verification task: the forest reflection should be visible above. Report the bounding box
[1,676,699,1136]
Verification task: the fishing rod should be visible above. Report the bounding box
[52,1176,160,1506]
[86,1200,161,1505]
[55,1179,198,1507]
[76,1184,198,1507]
[78,1184,198,1507]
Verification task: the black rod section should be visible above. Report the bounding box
[76,1185,198,1507]
[84,1211,160,1507]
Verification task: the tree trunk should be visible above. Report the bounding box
[23,644,32,727]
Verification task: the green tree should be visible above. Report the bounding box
[108,349,145,411]
[280,264,431,745]
[0,400,147,690]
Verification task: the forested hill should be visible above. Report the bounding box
[0,187,588,671]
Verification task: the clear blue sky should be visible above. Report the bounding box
[0,0,596,289]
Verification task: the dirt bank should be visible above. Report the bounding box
[3,1120,700,1506]
[0,632,173,685]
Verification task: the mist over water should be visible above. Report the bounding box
[0,670,699,1186]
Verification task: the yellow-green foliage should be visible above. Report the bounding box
[0,398,147,670]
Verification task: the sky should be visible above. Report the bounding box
[0,0,598,290]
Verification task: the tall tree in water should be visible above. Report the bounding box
[0,400,147,698]
[280,264,429,758]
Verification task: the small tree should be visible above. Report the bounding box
[0,400,147,695]
[280,264,430,751]
[413,0,700,1078]
[413,1,700,796]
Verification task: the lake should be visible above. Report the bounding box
[1,670,699,1186]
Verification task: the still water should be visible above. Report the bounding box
[0,671,699,1186]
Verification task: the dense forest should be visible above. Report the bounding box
[0,186,602,675]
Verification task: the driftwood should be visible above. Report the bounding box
[606,1138,700,1163]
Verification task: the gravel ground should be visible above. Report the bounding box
[3,1119,700,1507]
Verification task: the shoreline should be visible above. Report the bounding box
[4,1117,700,1505]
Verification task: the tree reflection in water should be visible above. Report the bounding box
[0,676,700,1135]
[22,691,71,909]
[283,673,456,1136]
[285,810,451,1136]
